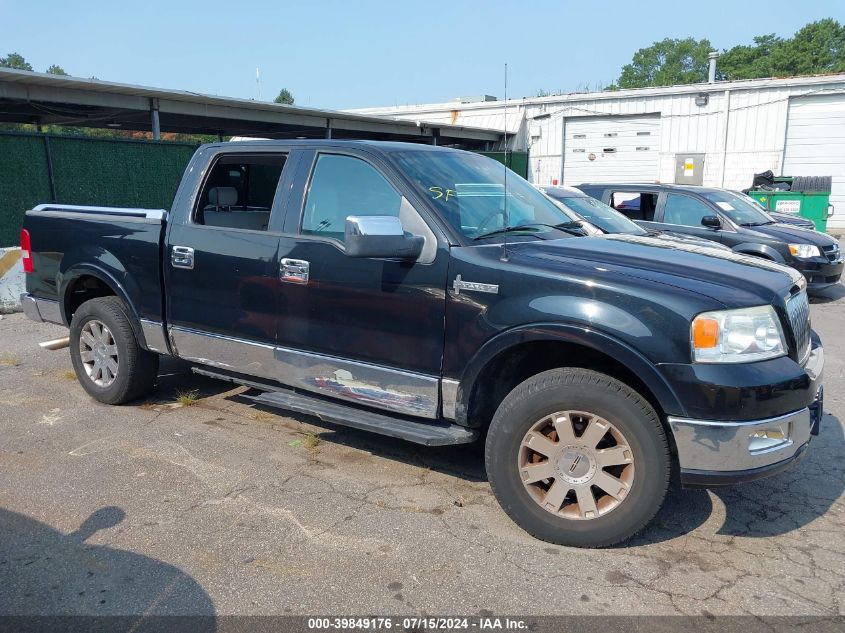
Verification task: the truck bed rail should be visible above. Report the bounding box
[29,204,167,223]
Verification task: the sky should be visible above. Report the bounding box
[3,0,843,111]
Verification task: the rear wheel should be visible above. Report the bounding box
[485,368,670,547]
[69,297,159,404]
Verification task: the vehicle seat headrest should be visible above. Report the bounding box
[208,186,238,207]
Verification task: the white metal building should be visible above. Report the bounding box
[351,74,845,229]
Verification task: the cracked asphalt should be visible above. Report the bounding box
[1,286,844,617]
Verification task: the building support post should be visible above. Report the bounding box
[43,136,57,202]
[719,90,731,187]
[326,118,332,139]
[431,128,440,146]
[150,98,161,140]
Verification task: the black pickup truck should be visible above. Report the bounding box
[20,141,824,547]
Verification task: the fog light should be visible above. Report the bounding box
[748,423,792,453]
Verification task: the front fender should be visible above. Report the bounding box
[454,323,686,424]
[732,242,785,263]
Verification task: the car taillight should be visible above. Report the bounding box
[20,228,33,273]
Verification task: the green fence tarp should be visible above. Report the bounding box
[0,134,531,247]
[0,133,198,246]
[0,135,52,247]
[478,151,529,179]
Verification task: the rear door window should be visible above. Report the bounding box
[194,154,287,231]
[610,191,657,221]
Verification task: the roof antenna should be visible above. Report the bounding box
[501,62,510,263]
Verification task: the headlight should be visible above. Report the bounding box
[691,305,786,363]
[789,243,821,258]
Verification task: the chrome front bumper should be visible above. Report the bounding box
[20,293,63,325]
[669,407,813,476]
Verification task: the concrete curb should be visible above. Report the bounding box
[0,247,24,313]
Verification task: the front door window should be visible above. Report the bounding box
[301,154,401,242]
[662,193,715,227]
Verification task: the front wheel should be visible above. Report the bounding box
[485,368,670,547]
[69,297,159,404]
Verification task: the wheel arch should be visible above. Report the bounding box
[60,265,151,351]
[732,243,784,263]
[454,324,685,431]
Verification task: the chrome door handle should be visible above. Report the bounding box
[280,258,309,284]
[171,246,195,269]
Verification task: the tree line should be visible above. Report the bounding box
[615,18,845,90]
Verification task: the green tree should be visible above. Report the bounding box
[618,37,714,88]
[274,88,295,105]
[0,52,33,71]
[46,64,68,75]
[717,19,845,81]
[718,34,783,80]
[769,19,845,75]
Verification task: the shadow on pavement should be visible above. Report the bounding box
[0,505,215,626]
[712,413,844,538]
[634,413,843,545]
[809,283,845,304]
[244,395,843,545]
[140,356,236,404]
[166,357,841,546]
[243,396,488,483]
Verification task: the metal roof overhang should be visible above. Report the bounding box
[0,68,502,147]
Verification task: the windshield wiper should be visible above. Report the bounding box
[473,222,587,241]
[739,221,775,227]
[473,225,543,240]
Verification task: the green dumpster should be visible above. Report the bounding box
[748,176,834,232]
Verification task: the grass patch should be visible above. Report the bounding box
[0,355,21,367]
[175,389,200,407]
[250,410,275,423]
[289,432,321,452]
[302,433,321,451]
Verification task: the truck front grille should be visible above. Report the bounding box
[823,244,842,263]
[786,291,811,364]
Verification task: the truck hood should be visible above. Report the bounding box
[647,229,731,250]
[766,212,816,229]
[509,233,802,306]
[738,222,836,246]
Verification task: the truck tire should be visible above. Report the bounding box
[69,297,159,405]
[485,368,670,548]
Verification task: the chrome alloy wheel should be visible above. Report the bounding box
[79,319,119,387]
[518,411,635,520]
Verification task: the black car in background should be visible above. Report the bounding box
[577,183,843,293]
[734,192,817,230]
[539,185,730,250]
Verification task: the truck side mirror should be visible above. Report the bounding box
[701,215,722,229]
[344,216,424,260]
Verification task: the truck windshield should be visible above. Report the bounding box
[702,190,775,227]
[392,151,581,240]
[547,195,646,235]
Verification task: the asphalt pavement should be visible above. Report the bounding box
[1,286,844,617]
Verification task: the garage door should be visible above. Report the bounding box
[783,94,845,229]
[561,115,660,186]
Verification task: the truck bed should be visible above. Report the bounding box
[23,204,167,325]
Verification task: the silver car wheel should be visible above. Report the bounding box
[79,319,119,388]
[518,410,635,520]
